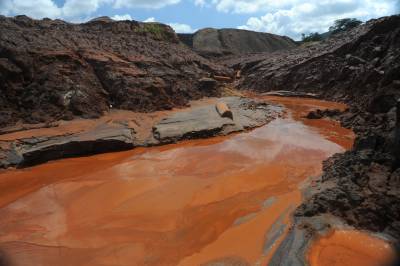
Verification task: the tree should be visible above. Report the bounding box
[301,32,323,43]
[329,18,362,34]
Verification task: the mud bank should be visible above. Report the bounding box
[229,15,400,242]
[0,97,357,266]
[0,96,281,168]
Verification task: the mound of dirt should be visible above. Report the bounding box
[179,28,297,57]
[234,15,400,238]
[0,15,231,128]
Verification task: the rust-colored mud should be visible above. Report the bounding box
[263,96,354,150]
[0,97,354,265]
[308,230,396,266]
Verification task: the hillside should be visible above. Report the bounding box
[179,28,297,57]
[230,15,400,238]
[0,15,230,127]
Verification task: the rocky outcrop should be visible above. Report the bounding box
[10,126,134,167]
[179,28,297,57]
[153,97,282,144]
[0,15,231,128]
[235,15,400,110]
[233,15,400,238]
[261,90,319,98]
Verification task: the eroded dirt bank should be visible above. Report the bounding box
[0,15,231,128]
[0,97,359,266]
[229,15,400,241]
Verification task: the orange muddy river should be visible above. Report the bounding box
[308,230,396,266]
[0,97,368,266]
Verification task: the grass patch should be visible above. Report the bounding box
[135,23,174,41]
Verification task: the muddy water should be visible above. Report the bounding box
[308,230,396,266]
[0,97,355,266]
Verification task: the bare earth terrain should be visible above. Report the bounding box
[1,14,400,266]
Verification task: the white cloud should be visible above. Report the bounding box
[0,0,398,39]
[0,0,61,18]
[168,22,196,33]
[63,0,112,18]
[112,14,132,20]
[237,0,398,39]
[113,0,181,9]
[194,0,206,7]
[143,17,156,22]
[211,0,298,14]
[0,0,182,20]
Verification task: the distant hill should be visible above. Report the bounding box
[179,28,297,57]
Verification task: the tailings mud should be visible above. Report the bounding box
[0,97,357,265]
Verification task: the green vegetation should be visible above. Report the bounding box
[134,23,175,41]
[301,32,323,43]
[301,18,363,43]
[329,18,363,34]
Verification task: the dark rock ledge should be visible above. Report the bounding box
[153,97,282,144]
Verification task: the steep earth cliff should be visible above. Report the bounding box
[179,28,297,57]
[0,15,231,128]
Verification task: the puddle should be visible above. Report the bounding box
[308,230,396,266]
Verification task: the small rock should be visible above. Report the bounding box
[216,102,233,119]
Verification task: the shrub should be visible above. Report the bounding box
[329,18,363,34]
[301,32,323,43]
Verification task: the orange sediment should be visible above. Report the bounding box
[308,230,396,266]
[0,97,356,265]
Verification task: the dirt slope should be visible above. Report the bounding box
[0,15,231,128]
[179,28,297,57]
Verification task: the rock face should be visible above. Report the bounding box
[0,15,231,128]
[179,28,297,57]
[231,15,400,238]
[261,90,319,98]
[153,97,282,143]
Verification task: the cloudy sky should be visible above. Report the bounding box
[0,0,399,39]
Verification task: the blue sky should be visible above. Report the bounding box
[0,0,399,39]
